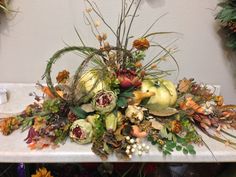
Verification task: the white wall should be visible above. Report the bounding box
[1,0,236,103]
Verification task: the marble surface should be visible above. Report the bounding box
[0,83,236,162]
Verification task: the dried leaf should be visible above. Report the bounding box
[177,78,193,93]
[149,107,178,117]
[151,120,163,130]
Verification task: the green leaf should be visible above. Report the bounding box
[176,145,182,151]
[167,133,173,141]
[163,150,171,155]
[151,141,157,145]
[119,91,133,98]
[186,144,194,150]
[147,136,153,142]
[43,99,61,113]
[177,137,185,143]
[172,134,177,142]
[166,141,176,148]
[188,149,196,155]
[116,97,128,108]
[165,147,174,152]
[70,106,88,119]
[183,148,188,155]
[160,127,168,138]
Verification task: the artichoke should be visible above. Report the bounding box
[70,119,93,144]
[92,90,117,114]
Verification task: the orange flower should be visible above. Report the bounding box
[0,117,21,135]
[215,96,224,106]
[135,61,142,68]
[31,167,54,177]
[56,70,70,84]
[133,38,150,50]
[150,64,157,69]
[170,120,182,134]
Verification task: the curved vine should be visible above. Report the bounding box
[42,46,102,103]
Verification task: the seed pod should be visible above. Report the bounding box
[102,33,107,40]
[96,35,103,42]
[105,113,117,131]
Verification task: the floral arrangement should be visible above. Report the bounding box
[216,0,236,50]
[1,0,236,160]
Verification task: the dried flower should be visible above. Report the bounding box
[135,61,142,68]
[0,117,21,135]
[94,20,101,27]
[170,120,182,134]
[31,167,54,177]
[24,127,39,144]
[215,96,224,106]
[85,8,92,13]
[117,69,142,89]
[140,70,146,77]
[125,105,144,124]
[102,33,108,40]
[96,35,103,42]
[150,64,157,69]
[133,38,150,50]
[56,70,70,84]
[33,116,47,131]
[103,42,111,50]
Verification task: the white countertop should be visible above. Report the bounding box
[0,83,236,163]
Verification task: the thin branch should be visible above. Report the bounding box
[221,129,236,139]
[74,26,86,47]
[83,12,97,38]
[142,13,168,37]
[155,43,179,79]
[85,0,117,37]
[124,0,142,50]
[120,0,136,29]
[92,1,103,17]
[142,39,178,70]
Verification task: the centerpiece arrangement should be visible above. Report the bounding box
[1,0,236,160]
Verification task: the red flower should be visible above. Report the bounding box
[117,69,142,89]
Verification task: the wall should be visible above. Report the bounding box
[0,0,236,103]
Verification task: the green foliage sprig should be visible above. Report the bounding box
[216,0,236,50]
